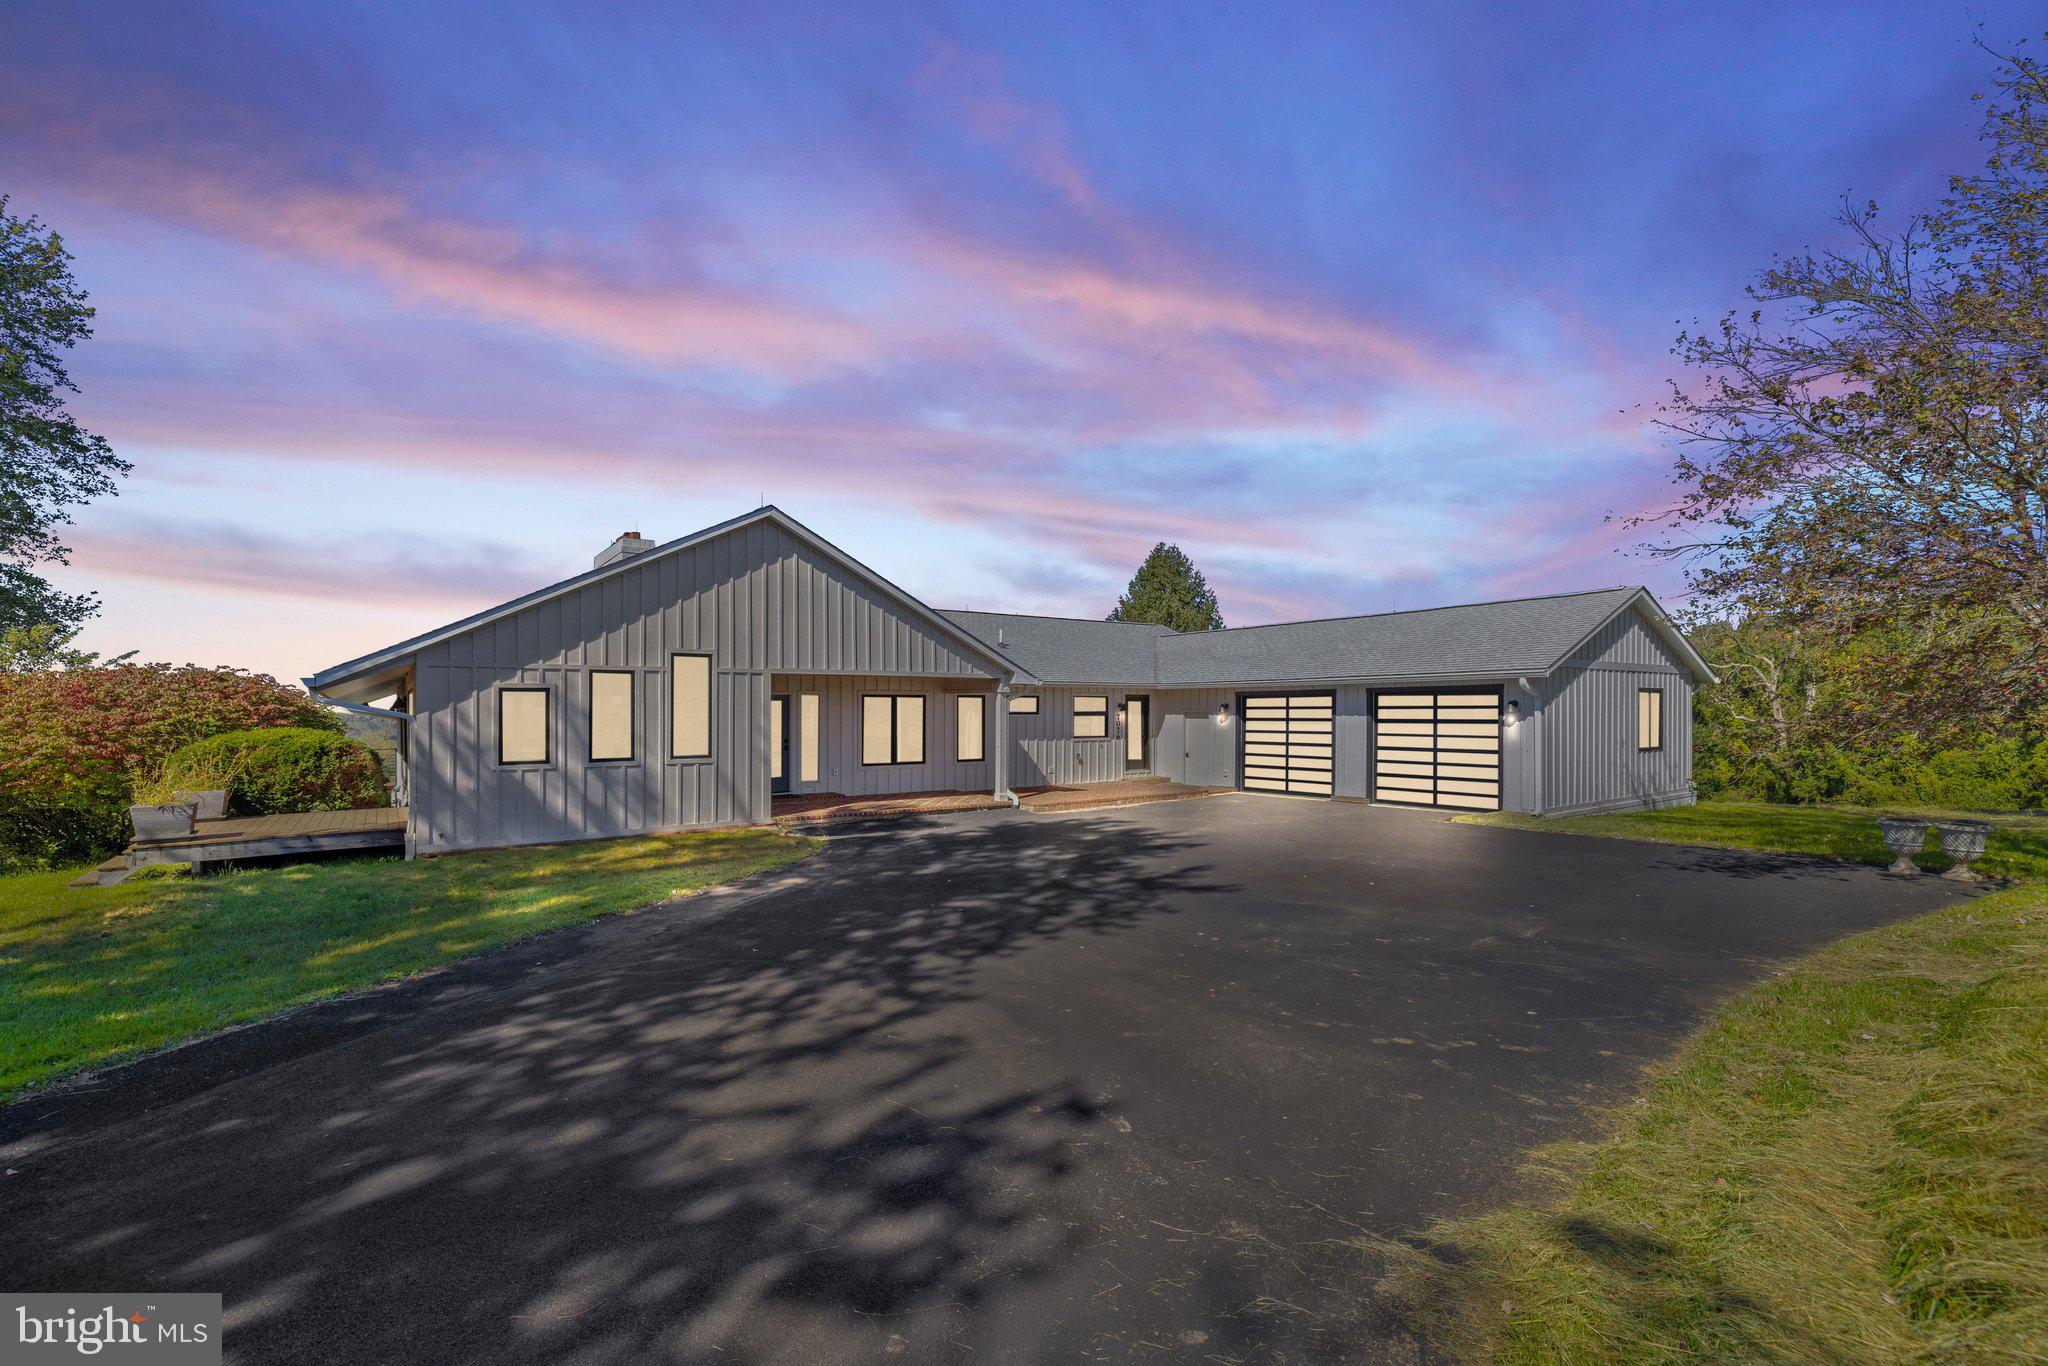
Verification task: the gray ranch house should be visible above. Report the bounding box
[307,506,1715,856]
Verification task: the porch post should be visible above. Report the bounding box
[994,681,1015,804]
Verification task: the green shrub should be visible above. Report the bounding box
[165,728,387,817]
[0,664,336,868]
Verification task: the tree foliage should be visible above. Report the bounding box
[0,664,335,866]
[1107,542,1225,632]
[1640,42,2048,740]
[1,196,129,634]
[1690,614,2048,808]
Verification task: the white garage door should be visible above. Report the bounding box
[1240,693,1335,796]
[1373,690,1501,810]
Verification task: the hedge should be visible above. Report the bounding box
[165,728,388,817]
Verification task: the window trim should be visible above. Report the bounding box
[862,692,928,766]
[1637,687,1665,752]
[668,652,713,762]
[496,685,553,767]
[1073,693,1109,740]
[957,693,987,763]
[1008,694,1039,714]
[587,669,637,764]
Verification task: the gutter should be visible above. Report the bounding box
[303,685,414,727]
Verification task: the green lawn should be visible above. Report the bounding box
[1377,801,2048,1357]
[0,828,817,1102]
[1460,800,2048,881]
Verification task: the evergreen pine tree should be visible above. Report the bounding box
[1106,543,1224,631]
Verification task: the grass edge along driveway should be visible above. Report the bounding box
[0,828,819,1103]
[1379,803,2047,1358]
[1460,799,2048,881]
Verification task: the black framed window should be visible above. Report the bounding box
[497,686,551,766]
[863,694,926,765]
[589,670,635,762]
[1073,694,1108,738]
[957,694,986,762]
[670,653,711,759]
[1637,688,1664,751]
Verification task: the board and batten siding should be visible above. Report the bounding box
[1536,605,1695,816]
[409,521,996,853]
[774,675,998,797]
[1005,686,1152,787]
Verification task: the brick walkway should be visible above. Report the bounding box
[770,790,1009,825]
[770,777,1233,826]
[1017,776,1234,813]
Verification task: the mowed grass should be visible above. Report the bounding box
[1461,800,2048,881]
[1375,881,2048,1359]
[0,828,817,1102]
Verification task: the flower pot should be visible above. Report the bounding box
[1936,820,1992,882]
[1877,817,1930,874]
[130,802,197,842]
[175,789,228,821]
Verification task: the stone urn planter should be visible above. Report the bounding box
[175,789,228,821]
[1877,817,1930,874]
[1936,820,1992,882]
[130,802,197,842]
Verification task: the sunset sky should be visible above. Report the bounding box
[2,0,2030,683]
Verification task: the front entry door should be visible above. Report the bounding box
[1124,695,1150,773]
[769,694,791,795]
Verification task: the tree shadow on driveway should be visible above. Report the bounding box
[0,813,1232,1364]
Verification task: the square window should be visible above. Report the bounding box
[1074,694,1108,739]
[863,694,927,765]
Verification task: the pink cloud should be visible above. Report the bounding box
[65,516,555,608]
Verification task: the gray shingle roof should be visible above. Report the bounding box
[939,611,1175,686]
[944,588,1660,686]
[1156,587,1642,685]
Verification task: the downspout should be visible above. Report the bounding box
[993,680,1018,806]
[304,683,418,858]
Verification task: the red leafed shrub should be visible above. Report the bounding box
[0,664,336,867]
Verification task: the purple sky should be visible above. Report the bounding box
[1,1,2028,682]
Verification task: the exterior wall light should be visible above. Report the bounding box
[1504,699,1521,726]
[1216,701,1233,725]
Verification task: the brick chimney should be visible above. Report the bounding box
[595,531,655,569]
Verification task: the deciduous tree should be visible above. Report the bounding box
[1639,41,2048,739]
[1,197,129,634]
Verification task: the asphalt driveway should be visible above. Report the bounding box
[0,796,1967,1363]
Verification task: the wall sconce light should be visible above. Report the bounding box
[1216,701,1233,725]
[1504,699,1521,726]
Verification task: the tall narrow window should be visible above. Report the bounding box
[589,671,635,762]
[799,693,821,782]
[670,654,711,758]
[1637,688,1664,751]
[863,694,926,765]
[957,694,986,762]
[1073,694,1108,738]
[498,687,551,765]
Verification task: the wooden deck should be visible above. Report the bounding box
[73,807,408,886]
